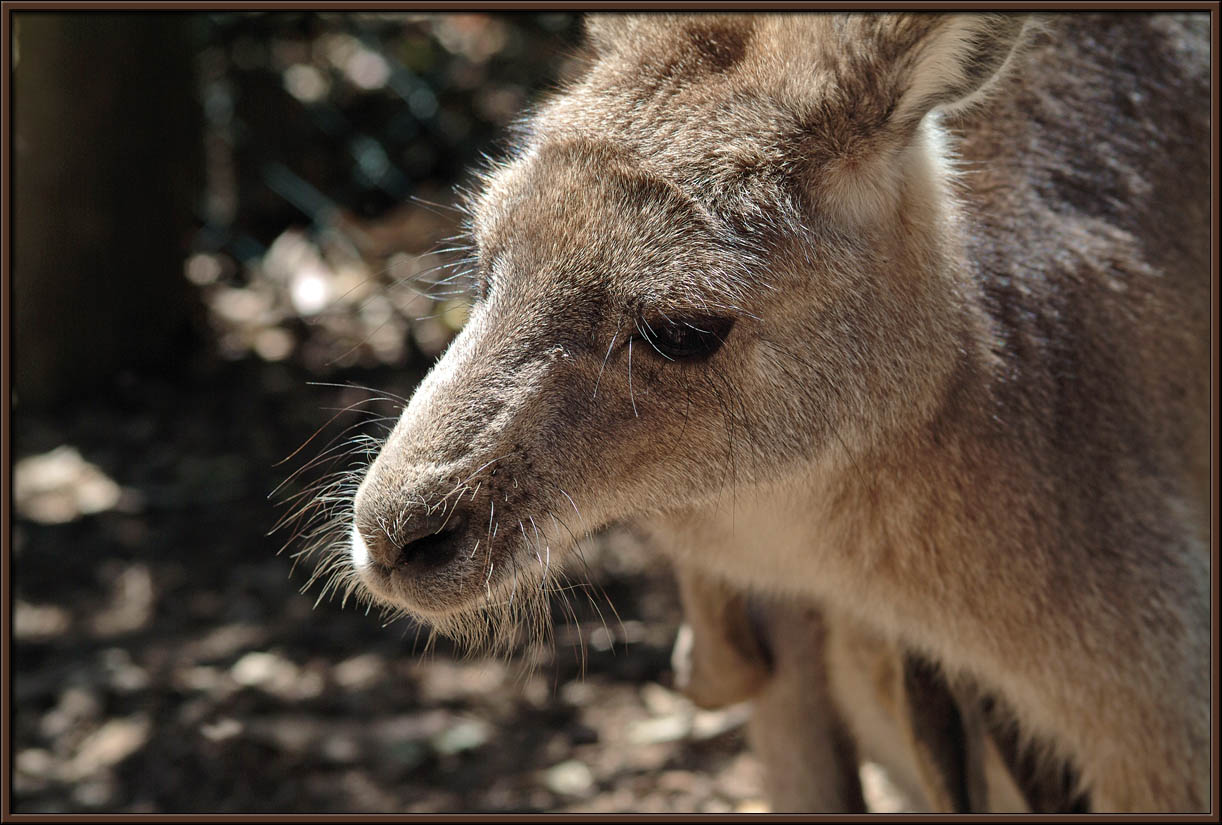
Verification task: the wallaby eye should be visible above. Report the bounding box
[638,316,735,361]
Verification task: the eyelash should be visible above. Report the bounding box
[634,316,735,361]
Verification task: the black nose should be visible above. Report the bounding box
[358,510,468,573]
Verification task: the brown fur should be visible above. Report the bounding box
[339,13,1211,812]
[671,564,1084,812]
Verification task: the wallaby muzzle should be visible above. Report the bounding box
[349,313,576,617]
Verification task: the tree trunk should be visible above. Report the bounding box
[14,13,204,407]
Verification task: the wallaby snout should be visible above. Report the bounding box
[352,490,465,571]
[349,313,586,620]
[350,434,494,617]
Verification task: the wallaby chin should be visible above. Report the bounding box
[328,11,1209,813]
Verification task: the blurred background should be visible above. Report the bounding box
[9,12,774,814]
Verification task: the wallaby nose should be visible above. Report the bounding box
[352,508,469,574]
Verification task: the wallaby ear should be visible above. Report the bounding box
[803,14,1032,224]
[858,13,1032,131]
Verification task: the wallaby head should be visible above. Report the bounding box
[345,13,1034,640]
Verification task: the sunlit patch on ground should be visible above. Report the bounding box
[14,446,128,525]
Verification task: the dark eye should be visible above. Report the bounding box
[637,316,735,361]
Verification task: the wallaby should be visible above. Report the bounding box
[335,12,1211,812]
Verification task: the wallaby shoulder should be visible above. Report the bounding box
[949,13,1210,531]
